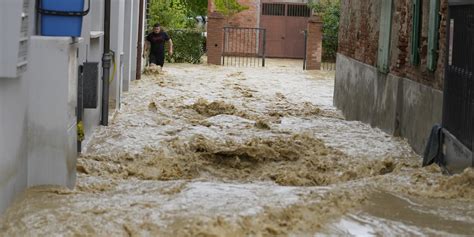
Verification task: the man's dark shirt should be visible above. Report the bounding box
[146,31,170,56]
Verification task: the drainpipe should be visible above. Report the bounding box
[101,0,112,126]
[136,0,145,80]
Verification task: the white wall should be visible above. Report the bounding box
[0,0,142,214]
[26,37,79,189]
[0,72,29,213]
[130,0,140,80]
[0,0,34,213]
[123,0,134,91]
[1,0,81,213]
[80,0,105,142]
[110,0,126,110]
[141,1,147,71]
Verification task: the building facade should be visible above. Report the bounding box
[0,0,147,213]
[209,0,312,59]
[334,0,448,154]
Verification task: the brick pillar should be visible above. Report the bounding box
[207,12,225,65]
[306,16,323,70]
[208,0,215,13]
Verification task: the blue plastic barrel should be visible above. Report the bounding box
[40,0,86,37]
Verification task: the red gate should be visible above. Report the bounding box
[260,2,311,58]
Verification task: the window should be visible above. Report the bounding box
[262,3,285,16]
[378,0,393,73]
[287,4,311,17]
[427,0,441,71]
[411,0,422,65]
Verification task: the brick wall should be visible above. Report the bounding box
[208,0,260,57]
[339,0,448,90]
[229,0,259,28]
[338,0,381,67]
[208,0,259,28]
[390,0,447,90]
[207,12,225,65]
[209,0,315,60]
[306,16,323,70]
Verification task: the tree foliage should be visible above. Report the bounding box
[148,0,193,29]
[214,0,248,17]
[182,0,208,17]
[148,0,208,30]
[148,0,207,64]
[308,0,340,61]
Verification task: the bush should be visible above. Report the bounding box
[214,0,249,17]
[166,29,205,64]
[309,0,340,62]
[148,0,194,29]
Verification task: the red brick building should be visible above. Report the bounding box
[208,0,313,59]
[334,0,448,153]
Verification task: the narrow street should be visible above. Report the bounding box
[1,61,473,236]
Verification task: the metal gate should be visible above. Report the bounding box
[222,27,266,67]
[442,2,474,150]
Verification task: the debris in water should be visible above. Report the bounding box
[1,62,472,236]
[143,64,161,75]
[255,120,271,130]
[148,101,158,112]
[190,98,237,117]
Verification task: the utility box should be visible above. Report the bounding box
[0,0,30,78]
[83,62,99,109]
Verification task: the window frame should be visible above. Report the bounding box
[427,0,441,71]
[411,0,422,65]
[377,0,394,73]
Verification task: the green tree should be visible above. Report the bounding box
[147,0,206,64]
[214,0,248,17]
[182,0,208,17]
[148,0,194,29]
[308,0,340,61]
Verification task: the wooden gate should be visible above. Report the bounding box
[260,2,311,58]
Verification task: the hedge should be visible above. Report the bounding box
[165,29,205,64]
[309,0,340,62]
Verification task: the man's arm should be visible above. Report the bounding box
[144,40,150,57]
[168,39,173,56]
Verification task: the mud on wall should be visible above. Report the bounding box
[338,0,447,90]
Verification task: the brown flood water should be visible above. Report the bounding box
[1,61,473,236]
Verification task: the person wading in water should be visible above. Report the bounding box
[145,23,174,70]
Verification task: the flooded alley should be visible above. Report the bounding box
[1,61,473,236]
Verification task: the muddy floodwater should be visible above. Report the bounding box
[1,60,473,236]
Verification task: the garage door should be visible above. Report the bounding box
[260,2,311,58]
